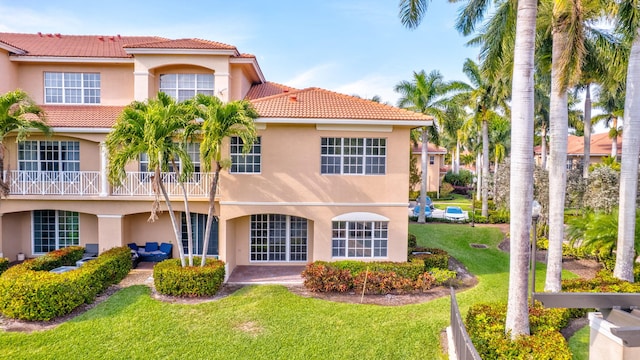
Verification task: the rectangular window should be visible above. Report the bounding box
[19,141,80,181]
[331,221,388,258]
[44,72,100,104]
[250,214,307,262]
[181,213,218,256]
[230,137,261,173]
[33,210,79,254]
[321,138,386,175]
[429,155,435,165]
[159,73,214,101]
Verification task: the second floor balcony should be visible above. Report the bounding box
[6,171,214,198]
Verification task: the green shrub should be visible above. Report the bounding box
[0,246,131,321]
[443,169,474,186]
[154,258,225,297]
[0,258,8,275]
[329,260,425,281]
[488,209,510,224]
[409,247,449,270]
[429,267,458,286]
[408,233,417,250]
[562,270,640,293]
[465,302,573,359]
[440,182,454,198]
[18,246,84,272]
[353,271,415,294]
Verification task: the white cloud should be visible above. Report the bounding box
[335,75,400,106]
[284,63,338,88]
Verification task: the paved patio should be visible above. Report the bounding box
[226,265,305,285]
[120,263,305,286]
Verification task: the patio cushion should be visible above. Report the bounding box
[145,242,159,252]
[127,243,138,251]
[159,243,172,255]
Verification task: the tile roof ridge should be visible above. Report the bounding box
[249,86,309,102]
[121,36,177,47]
[190,37,237,49]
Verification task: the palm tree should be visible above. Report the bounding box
[106,92,194,267]
[457,58,508,217]
[613,0,640,282]
[593,83,625,159]
[399,0,538,337]
[395,70,467,223]
[188,94,258,267]
[0,89,51,197]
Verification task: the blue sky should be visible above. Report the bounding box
[0,0,479,105]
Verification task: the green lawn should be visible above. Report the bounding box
[0,224,581,359]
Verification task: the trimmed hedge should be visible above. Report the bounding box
[0,246,131,321]
[0,258,8,275]
[302,260,454,294]
[465,302,573,359]
[408,247,450,270]
[154,257,225,297]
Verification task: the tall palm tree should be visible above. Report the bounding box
[399,0,538,337]
[457,58,508,217]
[0,89,51,197]
[614,0,640,282]
[106,92,194,267]
[395,70,467,223]
[188,94,258,267]
[593,83,625,158]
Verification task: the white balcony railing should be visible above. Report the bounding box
[111,172,212,197]
[8,170,100,195]
[6,170,212,197]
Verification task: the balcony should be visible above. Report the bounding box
[7,171,213,198]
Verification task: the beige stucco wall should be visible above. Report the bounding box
[230,65,253,100]
[15,63,134,105]
[412,152,444,194]
[220,124,409,204]
[0,50,18,94]
[1,212,30,261]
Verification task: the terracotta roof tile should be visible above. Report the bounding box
[234,53,256,58]
[251,87,432,121]
[0,32,165,58]
[123,38,237,51]
[39,105,123,128]
[411,143,447,154]
[535,133,621,156]
[245,82,298,100]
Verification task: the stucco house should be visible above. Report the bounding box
[0,32,431,276]
[410,142,447,195]
[534,132,621,170]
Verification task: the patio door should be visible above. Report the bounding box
[250,214,307,262]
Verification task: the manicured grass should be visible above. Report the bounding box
[0,224,580,359]
[568,325,590,360]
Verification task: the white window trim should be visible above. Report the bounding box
[230,136,261,174]
[31,210,80,255]
[44,72,101,104]
[320,137,386,175]
[249,214,308,263]
[159,73,215,101]
[331,218,388,259]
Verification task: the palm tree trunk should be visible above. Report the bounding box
[582,84,592,178]
[482,119,489,217]
[455,139,460,174]
[0,142,9,197]
[156,167,186,267]
[475,153,481,201]
[505,0,537,338]
[418,128,428,223]
[545,28,569,293]
[201,162,222,266]
[614,27,640,282]
[179,182,194,266]
[541,123,548,170]
[611,117,618,158]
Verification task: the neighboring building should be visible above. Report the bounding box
[410,143,447,195]
[534,133,621,170]
[0,32,431,276]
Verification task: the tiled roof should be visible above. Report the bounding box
[251,87,432,121]
[123,38,237,51]
[234,53,256,58]
[411,143,447,154]
[245,82,298,100]
[39,105,124,128]
[535,133,621,156]
[0,32,164,58]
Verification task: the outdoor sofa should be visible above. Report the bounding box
[128,242,173,262]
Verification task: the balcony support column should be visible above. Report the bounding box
[100,142,109,197]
